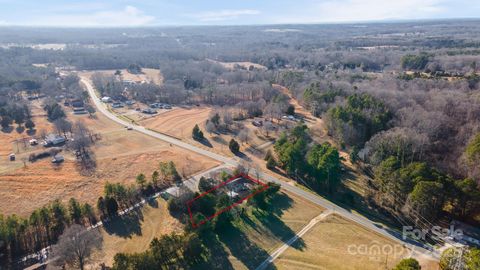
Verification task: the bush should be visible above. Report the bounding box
[229,139,240,153]
[393,258,421,270]
[192,124,204,140]
[266,156,277,170]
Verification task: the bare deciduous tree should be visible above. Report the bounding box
[50,224,103,270]
[238,129,250,145]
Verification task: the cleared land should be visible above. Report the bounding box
[139,106,276,159]
[80,68,164,85]
[0,106,219,216]
[271,214,439,270]
[206,59,267,71]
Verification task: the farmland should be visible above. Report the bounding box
[0,107,219,217]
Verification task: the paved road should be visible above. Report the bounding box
[81,77,439,261]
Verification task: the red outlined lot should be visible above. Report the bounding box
[187,173,268,228]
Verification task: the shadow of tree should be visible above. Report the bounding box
[193,231,235,270]
[15,126,25,134]
[103,209,144,238]
[235,152,252,162]
[26,128,37,136]
[147,197,159,208]
[211,136,227,145]
[197,138,213,148]
[1,126,14,133]
[218,225,276,270]
[252,208,306,251]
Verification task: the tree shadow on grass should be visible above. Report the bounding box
[1,126,14,133]
[26,128,37,136]
[235,152,252,162]
[252,208,306,252]
[192,231,235,270]
[211,136,227,145]
[147,197,159,208]
[15,126,25,134]
[103,209,144,238]
[197,138,213,148]
[218,224,276,270]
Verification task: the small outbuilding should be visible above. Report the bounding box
[101,96,112,103]
[51,155,64,163]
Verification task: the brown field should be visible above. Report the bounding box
[207,58,267,71]
[78,68,163,85]
[272,214,439,270]
[139,106,277,159]
[139,107,212,140]
[0,109,219,217]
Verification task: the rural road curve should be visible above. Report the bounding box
[256,210,333,270]
[81,77,439,262]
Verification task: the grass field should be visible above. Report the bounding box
[271,214,439,270]
[90,198,184,266]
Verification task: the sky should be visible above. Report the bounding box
[0,0,479,27]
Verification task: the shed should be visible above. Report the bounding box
[51,155,64,163]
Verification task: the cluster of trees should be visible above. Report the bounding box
[167,168,281,231]
[325,93,392,147]
[98,161,182,219]
[112,232,205,269]
[440,247,480,270]
[0,198,95,263]
[192,124,204,141]
[272,124,342,192]
[0,102,33,131]
[401,53,431,70]
[373,156,480,224]
[43,101,65,121]
[283,62,480,225]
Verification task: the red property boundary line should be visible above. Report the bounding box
[186,173,269,228]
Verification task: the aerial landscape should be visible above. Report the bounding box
[0,1,480,269]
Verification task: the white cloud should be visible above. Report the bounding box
[0,20,8,25]
[25,6,155,27]
[273,0,445,23]
[193,9,260,22]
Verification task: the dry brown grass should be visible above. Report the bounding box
[206,59,267,71]
[0,110,219,217]
[139,107,212,139]
[272,214,439,270]
[78,68,163,85]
